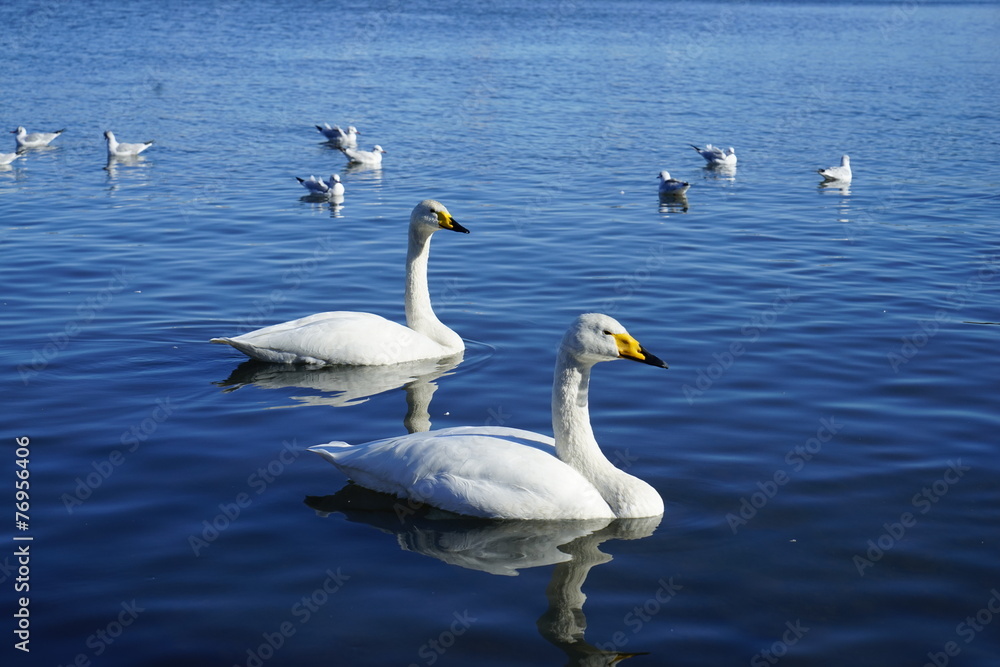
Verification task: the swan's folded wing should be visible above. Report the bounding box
[311,426,615,520]
[215,311,450,365]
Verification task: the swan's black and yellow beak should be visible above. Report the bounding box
[611,332,668,369]
[436,210,470,234]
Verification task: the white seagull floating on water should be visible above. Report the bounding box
[658,170,690,195]
[309,313,669,520]
[11,126,65,150]
[0,152,22,165]
[818,155,851,183]
[104,131,154,158]
[316,124,359,149]
[340,144,385,166]
[296,173,344,197]
[689,143,737,166]
[211,200,469,365]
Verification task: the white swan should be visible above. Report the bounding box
[690,143,737,166]
[316,124,359,148]
[11,126,65,149]
[340,144,385,166]
[658,170,690,195]
[104,131,154,158]
[211,199,469,365]
[310,313,669,520]
[818,154,851,183]
[296,173,344,197]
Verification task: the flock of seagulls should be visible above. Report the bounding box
[297,123,388,198]
[660,142,852,200]
[5,125,154,162]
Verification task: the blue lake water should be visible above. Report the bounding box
[3,0,999,664]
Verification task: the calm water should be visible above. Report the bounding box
[3,0,999,665]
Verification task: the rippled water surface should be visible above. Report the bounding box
[3,1,999,665]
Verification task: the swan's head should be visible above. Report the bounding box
[411,199,470,235]
[658,171,671,182]
[373,145,386,153]
[330,174,341,183]
[726,147,736,155]
[561,313,668,369]
[348,126,359,134]
[103,130,115,141]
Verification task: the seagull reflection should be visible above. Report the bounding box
[104,154,149,178]
[328,194,345,217]
[344,161,383,178]
[298,193,346,218]
[305,488,660,664]
[658,192,689,214]
[215,352,462,431]
[703,163,736,181]
[818,180,851,196]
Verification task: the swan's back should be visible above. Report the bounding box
[211,311,454,365]
[311,426,616,520]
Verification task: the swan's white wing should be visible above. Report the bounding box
[311,426,615,520]
[212,311,452,365]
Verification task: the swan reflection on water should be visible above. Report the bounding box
[305,487,661,664]
[215,352,463,431]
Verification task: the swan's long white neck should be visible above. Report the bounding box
[551,350,664,518]
[404,226,462,353]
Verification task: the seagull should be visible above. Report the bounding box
[658,170,690,195]
[340,145,386,166]
[11,126,65,150]
[296,173,344,197]
[818,155,851,183]
[0,152,22,165]
[316,124,359,149]
[104,131,154,158]
[689,143,737,166]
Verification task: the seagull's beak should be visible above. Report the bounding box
[436,211,470,234]
[611,333,668,369]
